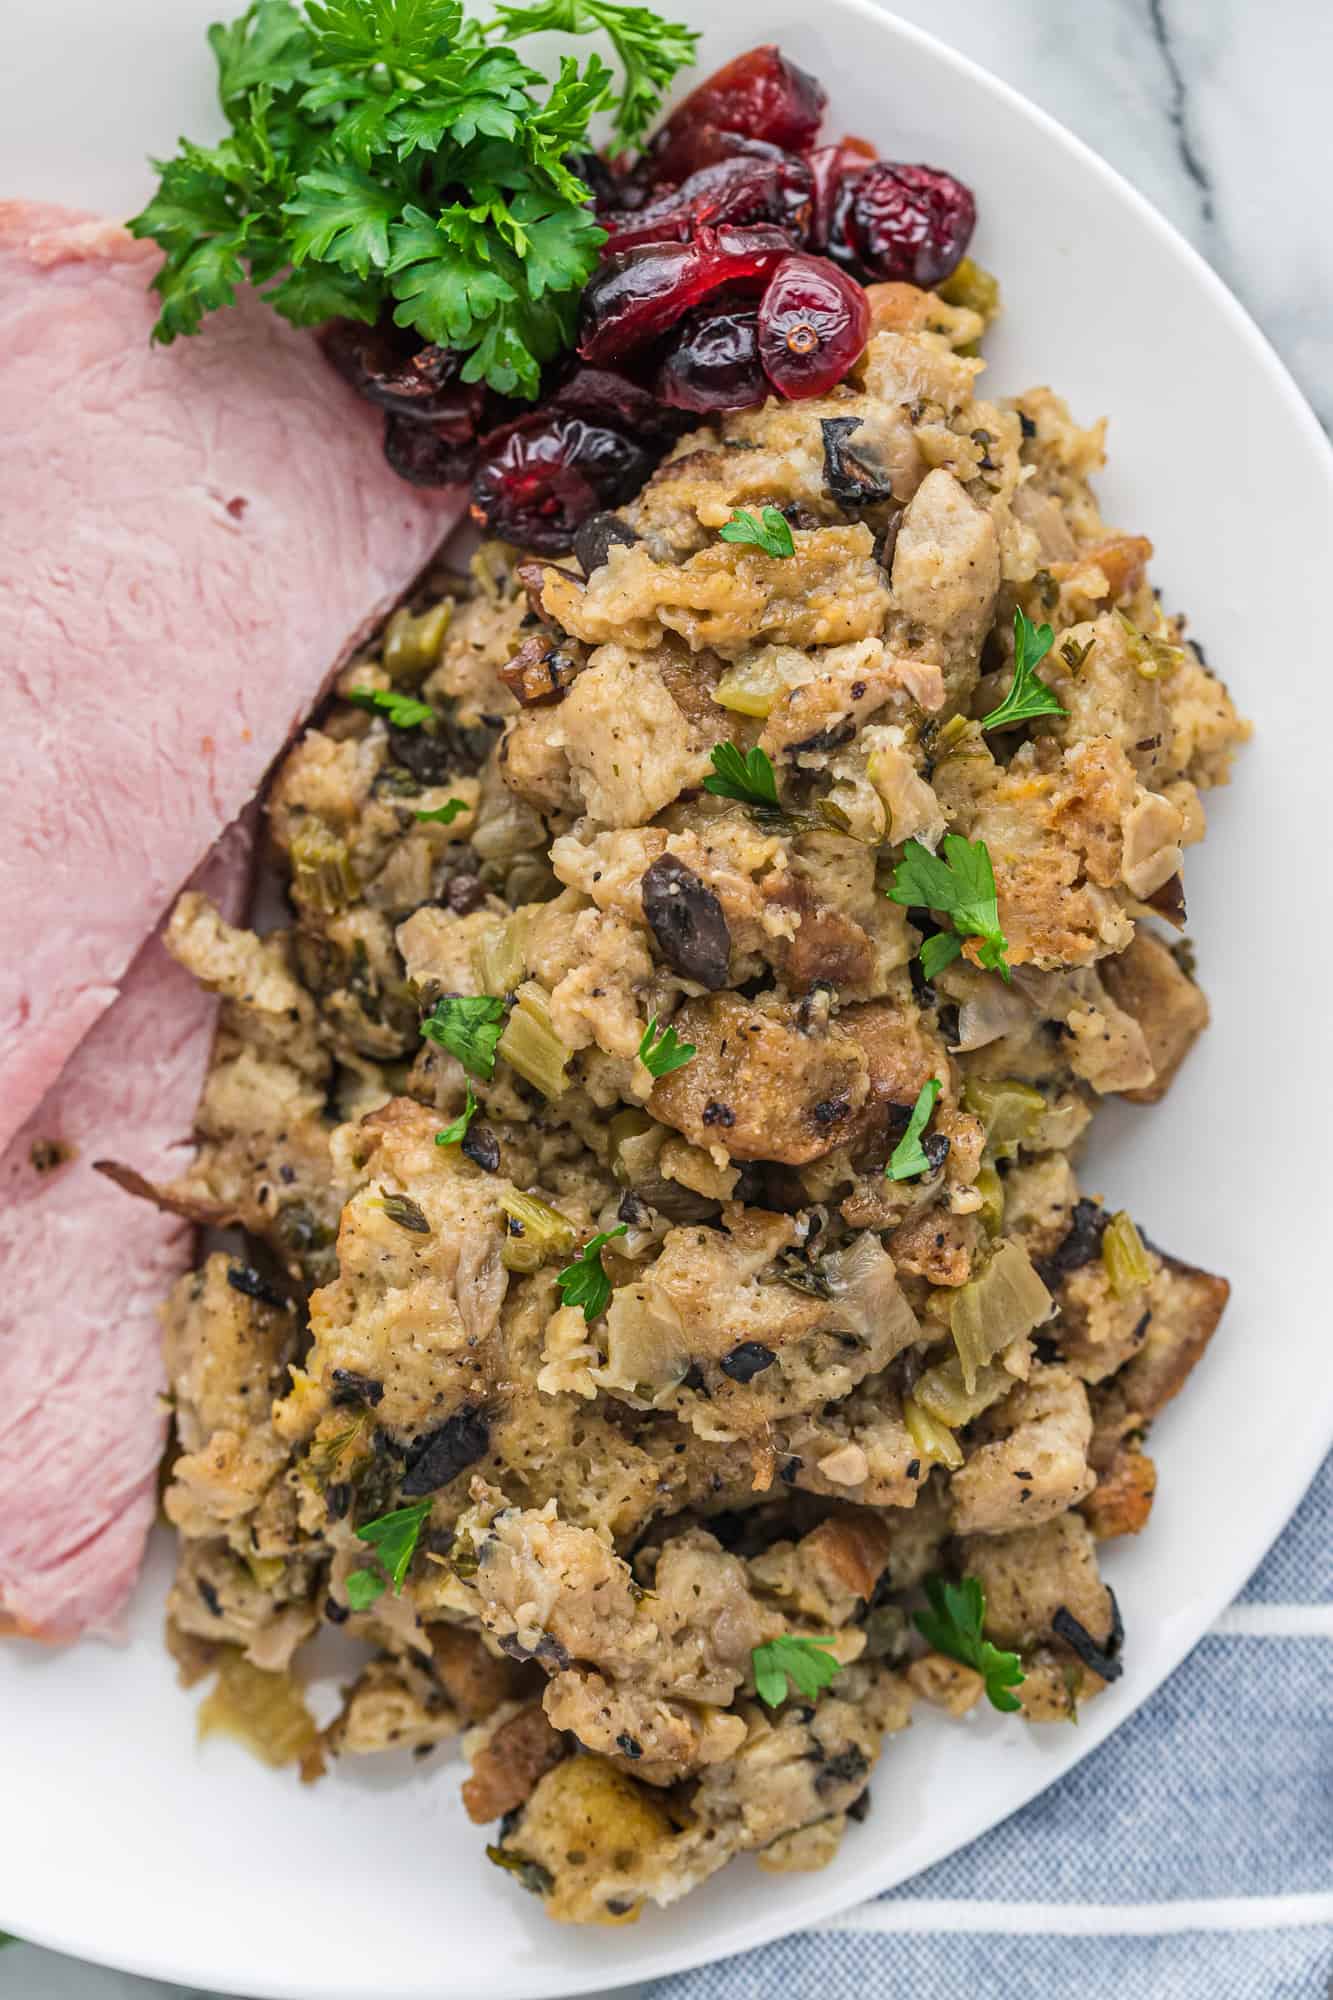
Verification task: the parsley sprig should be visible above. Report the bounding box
[885,1076,942,1182]
[914,1574,1025,1712]
[980,608,1066,732]
[555,1224,627,1321]
[421,994,507,1078]
[638,1013,695,1079]
[703,742,780,810]
[719,506,796,558]
[346,1496,435,1608]
[127,0,696,396]
[751,1634,843,1708]
[888,833,1011,983]
[348,684,435,729]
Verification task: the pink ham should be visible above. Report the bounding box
[0,820,255,1640]
[0,201,464,1151]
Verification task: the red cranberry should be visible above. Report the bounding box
[470,417,654,552]
[384,413,480,487]
[321,319,473,420]
[578,224,794,366]
[549,365,689,440]
[641,46,826,187]
[656,308,766,414]
[600,154,813,253]
[756,254,870,399]
[806,137,877,251]
[843,162,976,286]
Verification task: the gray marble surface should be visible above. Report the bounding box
[4,1,1328,1996]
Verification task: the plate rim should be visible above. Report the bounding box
[4,1,1332,1993]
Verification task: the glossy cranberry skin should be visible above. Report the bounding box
[756,254,870,399]
[321,319,472,420]
[640,45,826,187]
[600,154,813,253]
[470,417,654,552]
[656,309,766,414]
[549,365,690,440]
[842,162,976,285]
[578,224,795,366]
[806,137,876,251]
[384,413,480,486]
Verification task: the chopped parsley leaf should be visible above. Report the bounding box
[348,685,436,730]
[704,741,780,810]
[980,607,1065,731]
[885,1077,943,1182]
[344,1567,387,1611]
[751,1634,843,1708]
[914,1573,1025,1712]
[638,1014,696,1079]
[420,994,507,1079]
[415,796,468,825]
[356,1497,434,1593]
[888,833,1011,982]
[435,1084,478,1147]
[555,1224,628,1322]
[718,505,796,558]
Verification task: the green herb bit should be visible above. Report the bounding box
[348,685,436,730]
[1060,635,1095,673]
[356,1497,434,1593]
[703,741,780,810]
[914,1573,1025,1712]
[378,1187,431,1233]
[719,506,796,559]
[555,1224,628,1322]
[416,796,468,825]
[888,833,1011,982]
[344,1567,387,1611]
[436,1084,478,1147]
[488,0,699,147]
[637,1014,695,1079]
[751,1634,843,1709]
[885,1077,943,1182]
[980,607,1065,732]
[420,994,507,1079]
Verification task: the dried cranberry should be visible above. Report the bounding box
[756,254,870,399]
[656,308,766,414]
[843,162,976,286]
[578,224,794,366]
[600,154,813,253]
[806,137,876,251]
[321,319,470,420]
[641,45,826,187]
[470,416,654,552]
[383,413,480,487]
[549,365,687,440]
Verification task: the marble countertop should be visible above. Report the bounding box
[5,1,1328,1997]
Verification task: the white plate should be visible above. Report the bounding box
[2,2,1331,1995]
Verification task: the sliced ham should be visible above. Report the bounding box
[0,201,464,1151]
[0,820,253,1640]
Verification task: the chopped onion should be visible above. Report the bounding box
[949,1240,1053,1393]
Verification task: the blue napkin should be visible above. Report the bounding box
[646,1448,1333,2000]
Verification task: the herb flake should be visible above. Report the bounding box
[719,506,796,559]
[356,1497,434,1592]
[344,1567,387,1610]
[885,1077,943,1182]
[703,741,780,810]
[637,1013,696,1079]
[914,1573,1025,1712]
[980,607,1065,731]
[752,1634,843,1708]
[555,1224,628,1321]
[888,833,1011,982]
[416,796,469,825]
[420,994,507,1079]
[436,1084,478,1146]
[348,685,436,730]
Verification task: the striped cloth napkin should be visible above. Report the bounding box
[644,1447,1333,2000]
[3,1452,1328,1999]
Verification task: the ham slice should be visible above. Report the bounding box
[0,201,464,1152]
[0,820,255,1640]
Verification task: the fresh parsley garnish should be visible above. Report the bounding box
[914,1573,1025,1712]
[415,796,468,825]
[703,741,780,810]
[420,994,507,1079]
[888,833,1011,983]
[751,1634,843,1709]
[719,506,796,559]
[885,1076,942,1182]
[126,0,695,395]
[638,1013,695,1079]
[356,1497,434,1592]
[345,1567,387,1610]
[435,1083,477,1146]
[980,607,1065,731]
[489,0,698,145]
[348,684,435,729]
[555,1224,628,1321]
